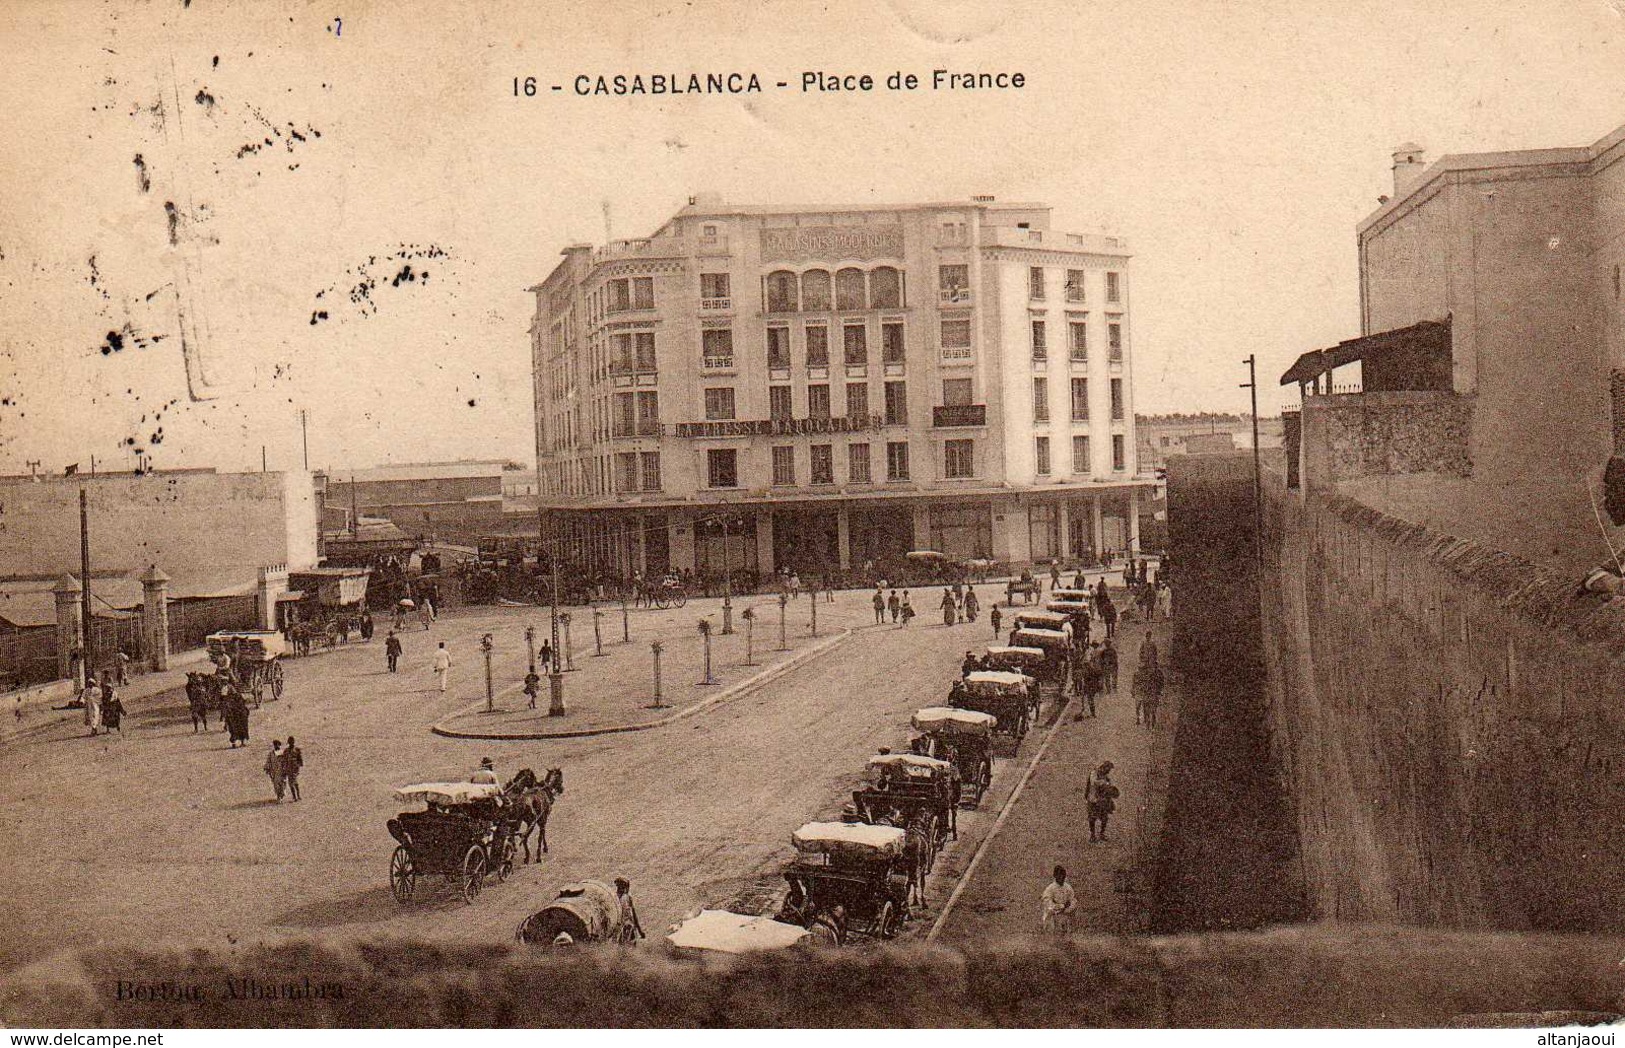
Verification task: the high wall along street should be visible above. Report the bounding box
[1168,122,1625,933]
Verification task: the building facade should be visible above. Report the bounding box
[1283,122,1625,577]
[1137,414,1285,471]
[531,195,1154,577]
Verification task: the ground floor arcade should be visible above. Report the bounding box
[544,482,1157,578]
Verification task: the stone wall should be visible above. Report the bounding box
[1300,391,1472,486]
[1258,469,1625,931]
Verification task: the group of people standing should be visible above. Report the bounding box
[77,676,126,737]
[263,737,306,801]
[871,587,916,627]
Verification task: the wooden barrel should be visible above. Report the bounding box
[516,880,621,944]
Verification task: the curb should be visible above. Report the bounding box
[925,689,1077,942]
[430,627,858,741]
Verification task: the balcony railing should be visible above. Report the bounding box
[702,354,735,371]
[673,413,884,438]
[932,404,986,427]
[941,344,973,362]
[700,296,732,311]
[612,419,665,438]
[939,287,972,306]
[609,361,658,378]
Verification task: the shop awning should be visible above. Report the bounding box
[1280,317,1452,391]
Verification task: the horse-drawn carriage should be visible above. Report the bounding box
[911,706,998,806]
[516,880,623,945]
[1009,627,1073,692]
[1006,570,1043,605]
[386,781,516,905]
[777,822,913,943]
[1046,598,1093,628]
[1049,587,1093,604]
[952,670,1038,738]
[665,910,818,955]
[205,631,286,704]
[853,751,959,852]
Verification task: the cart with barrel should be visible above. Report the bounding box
[386,781,517,905]
[516,880,624,945]
[206,631,286,705]
[777,822,913,944]
[911,706,998,806]
[952,670,1037,738]
[1006,569,1043,605]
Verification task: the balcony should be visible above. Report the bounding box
[932,404,986,428]
[940,345,973,364]
[700,296,732,311]
[939,287,973,306]
[612,419,665,439]
[673,414,884,439]
[609,362,657,378]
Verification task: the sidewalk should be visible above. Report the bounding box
[4,648,214,746]
[931,612,1178,941]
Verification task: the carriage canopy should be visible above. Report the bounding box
[792,821,907,859]
[965,670,1032,689]
[665,910,812,954]
[865,752,954,779]
[393,781,501,805]
[1049,588,1092,602]
[1045,600,1092,615]
[1012,627,1070,648]
[206,631,287,662]
[985,645,1045,661]
[1013,610,1071,629]
[912,706,997,736]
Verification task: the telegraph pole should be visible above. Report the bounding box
[299,409,310,471]
[79,488,93,680]
[1241,355,1263,562]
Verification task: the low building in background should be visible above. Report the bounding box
[322,460,535,549]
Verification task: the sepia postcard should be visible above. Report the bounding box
[3,0,1625,1035]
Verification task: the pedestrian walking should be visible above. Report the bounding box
[222,683,251,747]
[888,590,901,624]
[900,592,914,626]
[392,605,408,632]
[539,640,554,672]
[1040,865,1077,934]
[81,676,103,737]
[990,604,1002,639]
[360,611,375,641]
[1086,762,1120,842]
[524,669,541,709]
[1101,638,1120,693]
[100,684,125,734]
[432,642,451,692]
[615,877,647,943]
[1101,595,1118,640]
[964,587,979,623]
[115,649,132,686]
[284,736,304,800]
[1134,654,1164,728]
[1155,583,1173,623]
[419,603,433,631]
[1049,560,1061,593]
[872,588,886,625]
[1075,652,1104,719]
[824,576,835,603]
[940,587,957,627]
[265,740,287,801]
[385,630,403,673]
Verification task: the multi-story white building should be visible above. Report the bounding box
[530,194,1154,577]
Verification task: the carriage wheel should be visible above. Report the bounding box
[876,901,899,940]
[389,846,416,903]
[461,846,487,904]
[653,592,670,610]
[673,590,688,608]
[494,834,515,882]
[271,662,285,699]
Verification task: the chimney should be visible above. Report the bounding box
[1391,143,1428,197]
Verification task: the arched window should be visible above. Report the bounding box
[835,268,867,311]
[800,269,831,311]
[870,266,902,309]
[765,271,798,313]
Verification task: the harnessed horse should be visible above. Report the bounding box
[503,767,565,864]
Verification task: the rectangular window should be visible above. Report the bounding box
[1110,377,1124,420]
[700,272,731,301]
[845,382,869,419]
[1070,321,1088,361]
[636,390,659,421]
[1033,377,1049,422]
[609,278,631,311]
[702,328,734,369]
[1065,269,1086,302]
[941,318,971,348]
[704,387,736,420]
[849,443,872,483]
[884,381,907,425]
[1071,377,1089,421]
[767,326,791,369]
[1073,435,1090,474]
[1112,434,1126,471]
[944,439,974,479]
[843,323,868,365]
[939,264,969,302]
[942,377,972,407]
[766,271,798,313]
[1106,271,1121,303]
[632,276,654,310]
[1029,502,1058,559]
[810,444,834,485]
[640,451,662,491]
[1035,436,1051,475]
[1108,322,1123,362]
[808,384,831,420]
[882,322,905,364]
[886,441,910,481]
[1029,266,1045,300]
[769,385,792,420]
[635,332,656,371]
[1031,320,1047,360]
[707,449,738,488]
[615,451,638,491]
[614,392,635,435]
[772,445,796,486]
[805,324,829,367]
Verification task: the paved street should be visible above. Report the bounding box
[0,589,1021,971]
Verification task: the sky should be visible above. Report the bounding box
[3,0,1625,474]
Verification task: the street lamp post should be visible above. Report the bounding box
[742,607,755,666]
[721,515,735,635]
[548,550,565,714]
[480,633,495,713]
[525,625,536,674]
[776,592,789,651]
[698,618,716,685]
